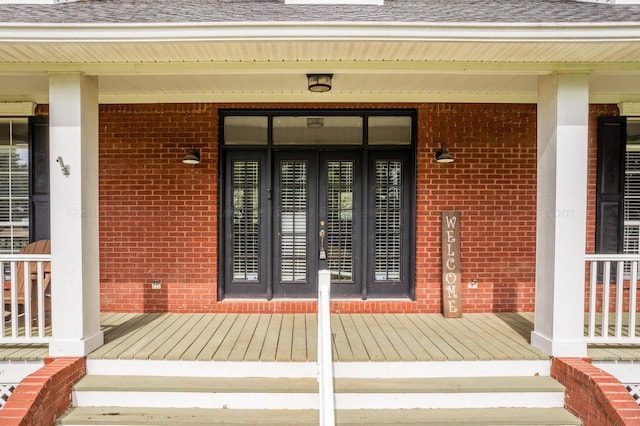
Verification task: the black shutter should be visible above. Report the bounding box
[29,116,50,242]
[596,116,626,255]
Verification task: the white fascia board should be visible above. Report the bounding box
[2,22,640,43]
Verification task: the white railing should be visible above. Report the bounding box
[0,254,52,343]
[317,269,335,426]
[585,254,640,344]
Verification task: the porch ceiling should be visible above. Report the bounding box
[1,36,640,104]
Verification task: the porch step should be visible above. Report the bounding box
[57,372,580,425]
[57,407,581,425]
[68,375,567,410]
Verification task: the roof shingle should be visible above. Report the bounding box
[2,0,640,25]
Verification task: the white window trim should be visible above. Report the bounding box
[0,103,35,117]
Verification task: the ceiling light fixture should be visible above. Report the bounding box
[307,74,333,93]
[306,117,324,128]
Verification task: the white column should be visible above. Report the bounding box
[48,73,104,356]
[531,73,589,357]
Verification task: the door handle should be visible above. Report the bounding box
[319,229,327,260]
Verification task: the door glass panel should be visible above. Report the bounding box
[368,116,412,145]
[224,116,268,145]
[273,116,363,145]
[327,161,354,282]
[280,161,308,282]
[232,161,260,281]
[375,160,402,281]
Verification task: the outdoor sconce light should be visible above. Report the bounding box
[435,143,454,163]
[307,74,333,93]
[182,147,201,165]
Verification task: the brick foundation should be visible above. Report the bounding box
[551,357,640,426]
[0,357,86,426]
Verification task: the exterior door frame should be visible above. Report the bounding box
[219,109,416,301]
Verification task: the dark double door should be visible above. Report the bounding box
[273,151,361,298]
[223,148,411,300]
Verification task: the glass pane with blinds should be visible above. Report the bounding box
[625,149,640,222]
[273,116,363,145]
[374,160,402,281]
[280,161,308,282]
[327,161,354,283]
[624,124,640,275]
[0,119,29,254]
[625,148,640,263]
[224,116,268,145]
[368,116,412,145]
[232,161,260,281]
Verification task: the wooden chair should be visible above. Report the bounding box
[3,240,51,321]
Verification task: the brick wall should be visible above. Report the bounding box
[99,104,219,312]
[552,357,640,426]
[96,102,605,314]
[0,357,85,425]
[416,103,537,313]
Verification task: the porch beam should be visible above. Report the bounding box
[48,72,104,357]
[532,72,589,357]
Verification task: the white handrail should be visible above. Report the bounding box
[0,254,52,343]
[585,254,640,344]
[317,269,335,426]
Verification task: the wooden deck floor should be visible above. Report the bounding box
[1,312,639,362]
[86,312,549,362]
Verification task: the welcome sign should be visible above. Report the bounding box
[441,210,462,318]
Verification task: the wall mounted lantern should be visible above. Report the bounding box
[307,74,333,93]
[182,147,201,165]
[435,143,454,163]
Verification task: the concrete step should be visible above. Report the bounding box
[71,375,567,410]
[57,406,582,425]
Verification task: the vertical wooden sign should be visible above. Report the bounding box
[442,211,462,318]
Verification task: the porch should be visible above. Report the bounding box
[0,311,636,363]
